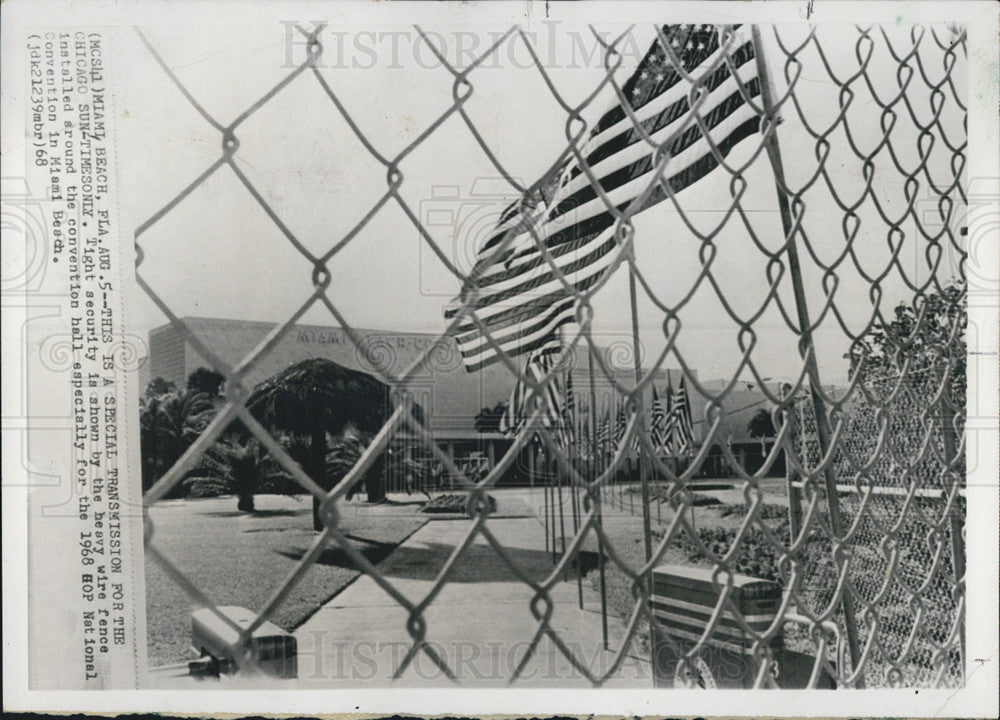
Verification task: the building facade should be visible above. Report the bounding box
[146,317,782,476]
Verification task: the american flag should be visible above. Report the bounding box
[662,376,679,454]
[558,366,577,451]
[614,399,629,451]
[597,407,611,458]
[668,375,696,453]
[650,384,669,453]
[447,24,761,372]
[628,399,643,454]
[578,410,591,460]
[498,340,564,438]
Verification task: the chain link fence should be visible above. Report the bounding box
[136,22,966,688]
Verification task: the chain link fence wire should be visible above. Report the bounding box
[136,22,966,688]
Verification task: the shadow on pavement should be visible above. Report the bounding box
[199,508,312,519]
[277,537,601,583]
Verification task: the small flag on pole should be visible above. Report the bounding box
[614,398,629,451]
[662,376,679,455]
[558,366,577,451]
[651,384,669,454]
[498,339,564,439]
[669,376,696,454]
[598,407,611,459]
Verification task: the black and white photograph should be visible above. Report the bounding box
[3,0,999,714]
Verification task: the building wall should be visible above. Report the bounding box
[148,322,187,390]
[147,317,515,434]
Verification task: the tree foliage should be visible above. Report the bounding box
[790,281,968,486]
[747,408,776,439]
[144,377,176,398]
[140,387,215,492]
[474,402,508,434]
[245,358,408,439]
[187,367,226,397]
[849,281,966,407]
[325,435,440,501]
[245,358,425,527]
[185,435,291,511]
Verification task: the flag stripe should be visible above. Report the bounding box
[450,228,613,325]
[502,100,761,267]
[499,341,563,437]
[449,79,759,330]
[455,291,579,348]
[466,82,761,290]
[462,304,576,373]
[651,385,668,451]
[554,74,761,212]
[457,295,577,362]
[666,376,695,452]
[573,41,756,176]
[450,110,759,333]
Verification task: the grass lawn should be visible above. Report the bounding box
[144,493,426,667]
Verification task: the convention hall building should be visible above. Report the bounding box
[144,317,781,478]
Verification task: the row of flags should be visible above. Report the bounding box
[651,380,695,455]
[499,345,696,458]
[445,24,761,372]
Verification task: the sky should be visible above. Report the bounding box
[118,21,966,389]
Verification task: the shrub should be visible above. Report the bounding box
[421,493,497,516]
[718,502,787,521]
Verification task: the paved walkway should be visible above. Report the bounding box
[293,497,652,687]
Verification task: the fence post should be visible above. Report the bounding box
[626,224,657,685]
[528,441,535,488]
[588,349,610,650]
[941,408,966,669]
[627,270,654,566]
[546,447,558,563]
[782,384,804,543]
[751,25,865,686]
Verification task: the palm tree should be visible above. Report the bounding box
[186,367,226,398]
[747,408,777,455]
[327,434,439,500]
[474,402,507,434]
[245,358,423,529]
[140,392,166,490]
[185,435,289,511]
[144,376,176,398]
[140,388,215,492]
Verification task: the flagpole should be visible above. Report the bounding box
[605,388,625,512]
[588,347,609,650]
[751,24,864,686]
[626,249,659,692]
[628,257,654,570]
[651,383,661,524]
[537,438,548,556]
[550,458,558,562]
[618,392,626,511]
[555,429,567,577]
[562,353,585,610]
